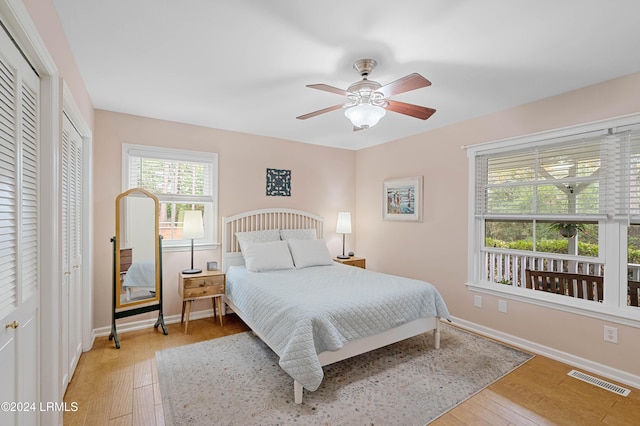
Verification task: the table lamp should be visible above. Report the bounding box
[336,212,352,259]
[182,210,204,274]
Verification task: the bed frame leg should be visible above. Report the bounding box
[294,380,303,404]
[434,319,441,349]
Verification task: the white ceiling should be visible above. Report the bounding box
[52,0,640,150]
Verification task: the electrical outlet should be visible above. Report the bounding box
[474,295,482,308]
[498,300,508,313]
[604,325,618,343]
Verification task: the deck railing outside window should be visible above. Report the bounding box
[483,248,605,301]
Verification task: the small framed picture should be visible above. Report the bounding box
[382,176,423,222]
[266,168,291,196]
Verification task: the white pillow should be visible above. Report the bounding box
[235,229,281,253]
[243,240,294,272]
[279,228,317,240]
[287,238,333,268]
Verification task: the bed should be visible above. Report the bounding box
[122,260,156,301]
[222,208,450,403]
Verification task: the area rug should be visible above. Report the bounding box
[156,324,532,425]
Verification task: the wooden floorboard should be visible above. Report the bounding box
[64,315,640,425]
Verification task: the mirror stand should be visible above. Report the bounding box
[110,188,168,348]
[109,235,168,349]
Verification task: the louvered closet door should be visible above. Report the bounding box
[61,113,83,390]
[0,23,40,426]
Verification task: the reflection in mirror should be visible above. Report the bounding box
[116,189,160,308]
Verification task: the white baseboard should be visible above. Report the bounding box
[450,316,640,391]
[93,308,217,338]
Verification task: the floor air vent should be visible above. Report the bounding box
[567,370,630,396]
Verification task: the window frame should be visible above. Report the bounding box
[466,113,640,328]
[122,143,219,250]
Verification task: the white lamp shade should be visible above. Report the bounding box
[336,212,352,234]
[344,104,386,128]
[182,210,204,239]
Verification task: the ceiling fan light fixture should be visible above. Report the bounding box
[298,59,434,130]
[344,103,386,129]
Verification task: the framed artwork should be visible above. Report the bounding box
[382,176,423,221]
[266,168,291,196]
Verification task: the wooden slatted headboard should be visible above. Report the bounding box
[222,208,324,271]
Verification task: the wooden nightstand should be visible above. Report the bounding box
[333,256,366,269]
[179,270,225,333]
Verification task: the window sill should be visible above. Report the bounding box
[161,242,220,253]
[466,281,640,329]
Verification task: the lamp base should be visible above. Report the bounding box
[182,268,202,274]
[336,255,350,259]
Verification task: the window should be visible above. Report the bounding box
[123,144,218,248]
[467,114,640,320]
[478,137,603,217]
[484,220,599,257]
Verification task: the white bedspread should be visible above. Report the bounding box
[226,263,450,391]
[123,260,156,288]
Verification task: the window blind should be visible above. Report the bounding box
[594,125,640,220]
[621,129,640,219]
[123,144,218,245]
[128,154,211,203]
[476,135,605,218]
[476,127,640,220]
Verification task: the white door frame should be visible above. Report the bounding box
[0,2,81,426]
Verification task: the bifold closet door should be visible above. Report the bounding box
[0,21,40,426]
[61,113,83,391]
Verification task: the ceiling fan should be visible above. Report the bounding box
[296,59,436,130]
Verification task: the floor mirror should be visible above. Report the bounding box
[110,188,167,348]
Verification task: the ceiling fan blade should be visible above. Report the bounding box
[377,73,431,98]
[307,84,351,96]
[385,100,436,120]
[296,104,344,120]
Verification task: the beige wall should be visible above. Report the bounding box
[355,72,640,377]
[93,110,356,328]
[24,0,94,127]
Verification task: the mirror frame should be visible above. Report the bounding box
[115,188,161,309]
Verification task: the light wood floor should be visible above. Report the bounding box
[64,315,640,425]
